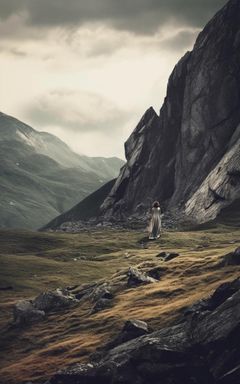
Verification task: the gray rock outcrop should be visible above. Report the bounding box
[99,0,240,226]
[13,289,78,325]
[127,266,157,286]
[13,300,45,325]
[33,289,78,312]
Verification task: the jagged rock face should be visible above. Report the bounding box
[101,51,190,219]
[184,137,240,223]
[101,0,240,224]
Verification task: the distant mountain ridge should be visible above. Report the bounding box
[0,112,124,229]
[44,0,240,231]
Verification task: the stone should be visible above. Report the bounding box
[127,267,157,287]
[13,300,45,325]
[91,298,112,314]
[89,284,113,302]
[48,277,240,384]
[184,278,240,316]
[95,320,151,355]
[219,247,240,266]
[147,266,166,280]
[156,251,180,261]
[33,289,78,312]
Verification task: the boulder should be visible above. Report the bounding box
[33,289,78,312]
[13,300,45,325]
[127,267,157,287]
[116,319,149,345]
[184,278,240,316]
[91,298,113,314]
[156,252,180,261]
[219,247,240,266]
[147,266,166,280]
[102,319,151,351]
[89,284,114,302]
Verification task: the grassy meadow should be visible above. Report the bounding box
[0,226,240,383]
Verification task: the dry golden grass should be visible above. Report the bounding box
[0,226,240,384]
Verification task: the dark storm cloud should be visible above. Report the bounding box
[0,0,228,34]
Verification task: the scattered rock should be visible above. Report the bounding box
[13,300,45,325]
[147,266,166,280]
[91,298,112,314]
[185,278,240,316]
[89,284,113,302]
[33,289,78,312]
[127,267,157,287]
[156,251,180,261]
[101,320,150,352]
[118,319,150,343]
[13,288,80,325]
[219,247,240,266]
[74,283,97,300]
[48,278,240,384]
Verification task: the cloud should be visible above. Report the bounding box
[0,46,27,57]
[24,89,133,135]
[0,0,228,158]
[160,29,200,51]
[0,0,228,36]
[21,88,137,158]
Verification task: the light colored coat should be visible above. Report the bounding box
[148,207,161,238]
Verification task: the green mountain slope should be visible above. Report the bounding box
[0,112,124,229]
[42,178,116,230]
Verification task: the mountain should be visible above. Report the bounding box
[44,0,240,231]
[0,112,124,229]
[100,0,240,227]
[41,179,116,231]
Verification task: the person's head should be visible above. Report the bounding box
[152,201,160,208]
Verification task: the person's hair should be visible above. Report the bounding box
[152,201,160,208]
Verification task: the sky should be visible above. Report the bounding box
[0,0,227,159]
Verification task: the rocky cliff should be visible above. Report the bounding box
[100,0,240,226]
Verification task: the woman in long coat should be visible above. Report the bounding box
[148,201,162,240]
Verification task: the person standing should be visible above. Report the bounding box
[148,201,162,240]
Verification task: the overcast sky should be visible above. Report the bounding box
[0,0,227,159]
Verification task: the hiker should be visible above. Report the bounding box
[148,201,162,240]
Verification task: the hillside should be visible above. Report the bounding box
[41,179,116,231]
[0,112,124,229]
[0,226,239,383]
